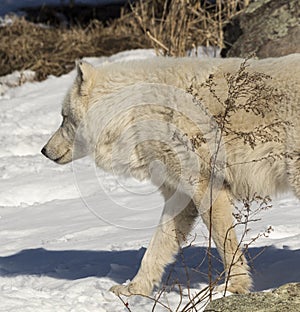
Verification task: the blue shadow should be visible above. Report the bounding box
[0,246,299,291]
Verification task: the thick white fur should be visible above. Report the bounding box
[42,54,300,296]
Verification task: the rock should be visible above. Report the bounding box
[221,0,300,58]
[204,283,300,312]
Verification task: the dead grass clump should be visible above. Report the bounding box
[0,17,148,80]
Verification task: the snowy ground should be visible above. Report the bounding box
[0,49,300,311]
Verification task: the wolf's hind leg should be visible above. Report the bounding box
[199,188,252,294]
[110,187,198,296]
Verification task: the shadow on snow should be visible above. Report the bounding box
[0,246,299,291]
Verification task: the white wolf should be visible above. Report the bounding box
[42,54,300,296]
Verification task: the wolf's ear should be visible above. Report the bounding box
[75,60,95,84]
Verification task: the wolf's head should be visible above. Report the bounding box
[41,61,96,164]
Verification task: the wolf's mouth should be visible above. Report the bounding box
[53,149,71,164]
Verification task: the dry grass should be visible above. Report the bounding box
[129,0,250,56]
[0,16,148,80]
[0,0,250,80]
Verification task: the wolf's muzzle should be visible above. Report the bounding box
[41,147,48,157]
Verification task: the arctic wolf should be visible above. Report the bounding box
[42,54,300,296]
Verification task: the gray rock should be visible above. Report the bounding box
[221,0,300,58]
[204,283,300,312]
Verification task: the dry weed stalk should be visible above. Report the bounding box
[203,58,289,150]
[186,58,283,302]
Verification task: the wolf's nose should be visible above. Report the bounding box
[41,147,47,156]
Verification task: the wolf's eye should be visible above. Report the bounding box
[61,116,68,127]
[62,111,69,120]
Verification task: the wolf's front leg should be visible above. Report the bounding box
[110,189,198,296]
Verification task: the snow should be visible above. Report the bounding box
[0,49,299,311]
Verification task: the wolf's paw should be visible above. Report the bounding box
[216,276,252,294]
[110,281,152,297]
[215,283,249,294]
